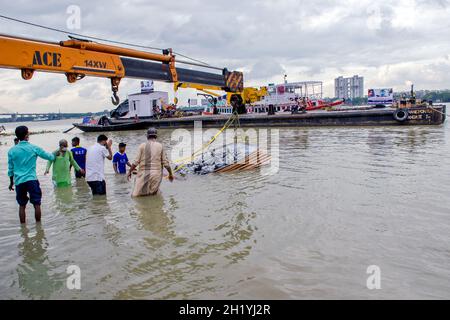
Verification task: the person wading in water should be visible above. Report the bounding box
[127,127,174,196]
[7,126,55,224]
[85,135,113,196]
[45,139,84,188]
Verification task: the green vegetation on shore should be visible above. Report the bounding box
[421,90,450,102]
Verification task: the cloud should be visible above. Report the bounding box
[247,59,285,81]
[0,0,449,112]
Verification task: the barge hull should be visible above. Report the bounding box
[74,106,446,132]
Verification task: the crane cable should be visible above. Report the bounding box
[425,105,450,117]
[0,14,214,67]
[172,112,240,174]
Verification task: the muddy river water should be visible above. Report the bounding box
[0,116,449,299]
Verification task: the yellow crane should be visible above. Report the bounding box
[174,82,267,113]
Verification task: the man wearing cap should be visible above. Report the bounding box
[127,127,174,196]
[113,142,131,175]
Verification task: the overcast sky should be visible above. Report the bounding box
[1,0,450,113]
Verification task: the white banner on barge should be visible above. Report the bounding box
[368,88,393,105]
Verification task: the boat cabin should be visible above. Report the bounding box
[111,91,169,119]
[259,81,323,106]
[127,91,168,118]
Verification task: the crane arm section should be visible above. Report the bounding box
[0,34,245,105]
[0,35,125,79]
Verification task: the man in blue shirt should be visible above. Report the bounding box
[71,137,87,178]
[8,126,55,224]
[113,142,131,174]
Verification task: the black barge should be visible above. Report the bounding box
[73,105,446,132]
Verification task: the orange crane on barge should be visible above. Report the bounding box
[0,33,266,113]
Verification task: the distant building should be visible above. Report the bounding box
[334,75,364,99]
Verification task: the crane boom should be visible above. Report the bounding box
[0,33,245,106]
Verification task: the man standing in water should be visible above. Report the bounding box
[127,128,174,196]
[71,137,87,178]
[45,139,84,187]
[7,126,55,224]
[85,135,113,196]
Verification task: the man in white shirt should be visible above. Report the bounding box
[85,134,113,195]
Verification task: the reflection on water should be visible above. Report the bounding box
[115,189,256,299]
[1,118,450,299]
[53,187,74,212]
[17,225,63,299]
[132,195,174,237]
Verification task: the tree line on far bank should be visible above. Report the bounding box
[420,90,450,103]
